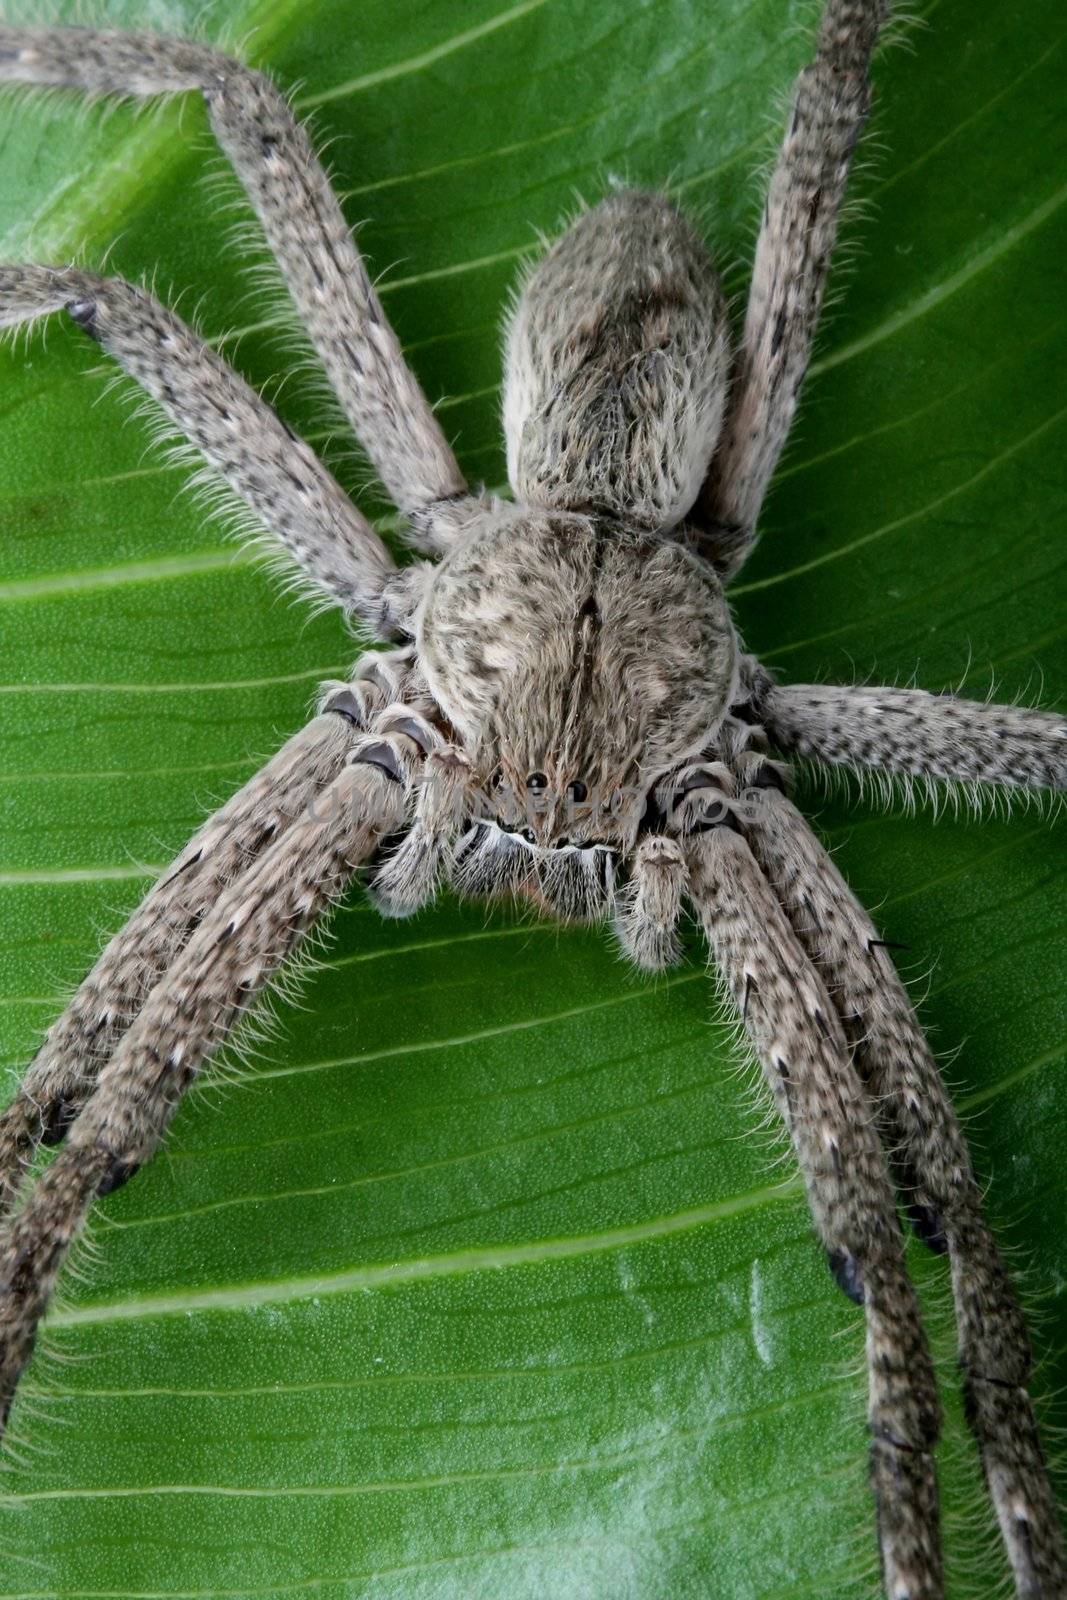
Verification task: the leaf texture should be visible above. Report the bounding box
[0,0,1063,1594]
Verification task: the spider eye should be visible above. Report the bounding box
[526,771,549,792]
[555,836,569,849]
[567,779,588,803]
[521,828,537,845]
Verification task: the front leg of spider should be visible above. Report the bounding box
[0,2,1064,1597]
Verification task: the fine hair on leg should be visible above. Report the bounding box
[0,265,396,624]
[692,0,891,579]
[761,681,1067,797]
[0,711,353,1221]
[686,822,943,1598]
[0,657,421,1224]
[0,25,470,536]
[741,786,1067,1596]
[0,733,418,1432]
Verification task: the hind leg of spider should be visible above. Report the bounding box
[760,679,1067,797]
[692,0,891,579]
[0,715,430,1438]
[0,25,486,548]
[742,784,1067,1598]
[687,820,943,1599]
[0,658,425,1223]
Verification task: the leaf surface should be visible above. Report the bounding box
[0,0,1064,1595]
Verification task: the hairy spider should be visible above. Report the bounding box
[0,4,1064,1596]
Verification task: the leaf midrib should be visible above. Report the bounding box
[46,1175,803,1328]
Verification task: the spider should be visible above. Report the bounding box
[0,3,1063,1596]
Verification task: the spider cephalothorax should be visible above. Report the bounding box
[0,8,1064,1600]
[405,498,740,925]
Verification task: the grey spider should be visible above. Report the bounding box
[0,4,1064,1597]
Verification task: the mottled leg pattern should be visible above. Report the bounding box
[761,681,1067,795]
[0,26,471,536]
[693,0,890,578]
[0,712,427,1432]
[0,712,352,1222]
[0,653,419,1225]
[687,823,943,1599]
[743,788,1067,1597]
[0,266,399,624]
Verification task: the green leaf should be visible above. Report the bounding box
[0,0,1063,1594]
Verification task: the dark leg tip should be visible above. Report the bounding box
[6,1245,37,1298]
[351,739,404,784]
[907,1202,948,1255]
[322,686,364,727]
[39,1098,78,1149]
[66,299,101,340]
[97,1157,140,1197]
[827,1246,865,1304]
[749,761,788,793]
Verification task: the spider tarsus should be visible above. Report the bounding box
[827,1245,865,1304]
[868,1436,942,1593]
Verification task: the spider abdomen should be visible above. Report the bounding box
[503,189,731,531]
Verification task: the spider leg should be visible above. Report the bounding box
[0,265,404,627]
[686,819,944,1599]
[741,784,1067,1597]
[0,26,473,546]
[0,655,420,1224]
[691,0,890,580]
[0,710,351,1222]
[0,717,423,1439]
[761,680,1067,797]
